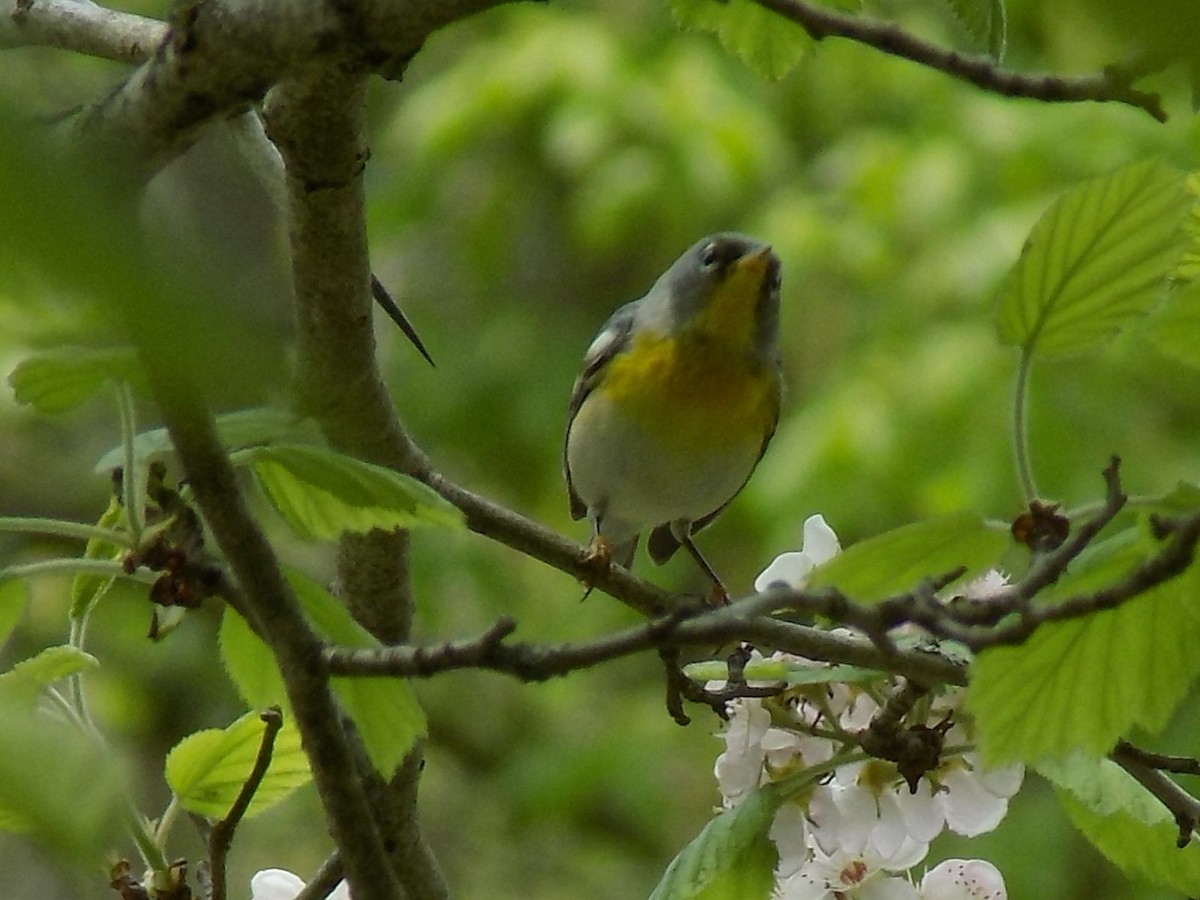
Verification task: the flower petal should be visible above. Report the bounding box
[920,858,1007,899]
[250,870,306,900]
[802,515,841,566]
[754,551,814,592]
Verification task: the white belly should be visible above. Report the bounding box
[566,391,761,544]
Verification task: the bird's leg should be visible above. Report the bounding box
[680,534,729,605]
[576,534,615,599]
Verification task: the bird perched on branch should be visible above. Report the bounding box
[564,233,782,602]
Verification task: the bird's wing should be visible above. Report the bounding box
[563,301,639,521]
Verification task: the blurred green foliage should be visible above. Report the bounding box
[2,0,1200,898]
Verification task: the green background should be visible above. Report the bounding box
[2,0,1200,897]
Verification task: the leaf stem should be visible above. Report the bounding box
[0,558,148,582]
[0,516,132,547]
[1012,349,1040,502]
[116,381,145,547]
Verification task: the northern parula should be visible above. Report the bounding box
[564,233,782,601]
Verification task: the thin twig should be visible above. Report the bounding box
[1112,741,1200,847]
[749,0,1168,121]
[207,707,284,900]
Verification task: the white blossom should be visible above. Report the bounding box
[776,844,920,900]
[250,869,351,900]
[918,859,1006,899]
[755,515,841,592]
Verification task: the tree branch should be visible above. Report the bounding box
[205,707,285,900]
[140,367,406,900]
[1,0,162,64]
[1112,741,1200,848]
[750,0,1168,122]
[262,66,448,899]
[322,590,968,687]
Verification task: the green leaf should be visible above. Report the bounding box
[670,0,813,80]
[7,346,142,414]
[995,160,1190,359]
[0,645,99,705]
[94,406,311,473]
[220,607,286,709]
[969,524,1200,764]
[165,710,310,820]
[1041,754,1200,893]
[805,513,1010,601]
[0,694,127,861]
[648,786,780,900]
[0,579,29,648]
[218,569,427,777]
[1147,281,1200,369]
[233,444,464,541]
[69,496,125,621]
[684,658,882,687]
[942,0,1007,60]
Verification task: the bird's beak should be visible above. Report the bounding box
[735,245,774,278]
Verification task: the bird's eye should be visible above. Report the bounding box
[700,243,721,269]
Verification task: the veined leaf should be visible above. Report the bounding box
[1147,281,1200,369]
[69,496,125,621]
[995,160,1190,359]
[805,513,1009,602]
[219,569,427,777]
[165,710,310,820]
[942,0,1006,60]
[233,444,463,541]
[670,0,813,80]
[969,523,1200,764]
[1041,754,1200,893]
[94,406,311,473]
[0,579,29,649]
[648,785,780,900]
[7,347,142,414]
[0,645,98,705]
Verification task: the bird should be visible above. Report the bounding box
[564,232,782,602]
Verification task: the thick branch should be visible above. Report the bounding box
[4,0,519,170]
[750,0,1168,122]
[263,68,447,899]
[142,369,405,900]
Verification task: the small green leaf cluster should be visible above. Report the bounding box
[0,358,462,886]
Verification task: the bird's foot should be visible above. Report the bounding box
[577,536,615,598]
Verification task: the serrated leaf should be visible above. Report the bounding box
[670,0,813,80]
[1147,281,1200,369]
[0,645,98,705]
[69,496,125,621]
[218,569,427,777]
[165,710,310,820]
[0,694,127,861]
[805,514,1009,602]
[649,786,780,900]
[233,444,464,541]
[1041,754,1200,893]
[995,160,1190,359]
[0,579,29,648]
[94,406,311,473]
[942,0,1006,60]
[968,524,1200,764]
[7,347,142,414]
[220,607,286,709]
